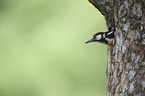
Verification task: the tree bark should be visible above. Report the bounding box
[88,0,145,95]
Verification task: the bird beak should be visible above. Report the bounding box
[85,39,94,44]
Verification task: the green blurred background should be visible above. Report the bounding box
[0,0,107,96]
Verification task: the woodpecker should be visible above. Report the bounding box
[85,30,115,53]
[85,30,115,45]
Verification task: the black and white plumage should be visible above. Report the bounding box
[85,30,115,45]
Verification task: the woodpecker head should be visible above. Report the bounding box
[85,32,104,44]
[85,30,115,45]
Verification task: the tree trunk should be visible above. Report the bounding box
[88,0,145,95]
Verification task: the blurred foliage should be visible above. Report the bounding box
[0,0,107,96]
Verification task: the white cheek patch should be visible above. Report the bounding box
[95,35,102,40]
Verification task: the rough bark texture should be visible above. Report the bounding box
[89,0,145,95]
